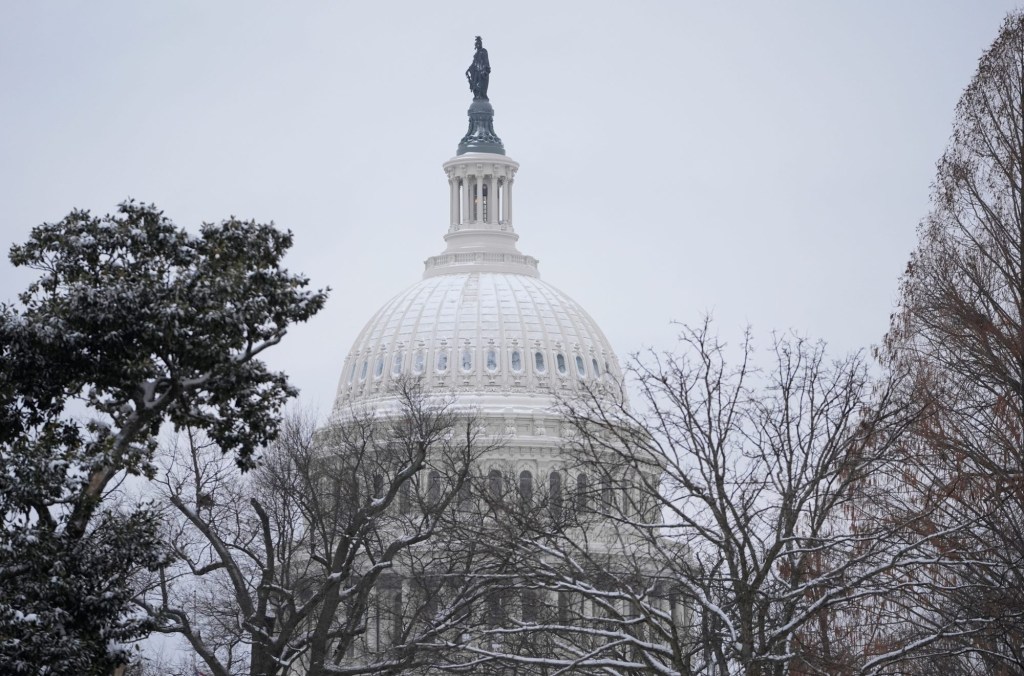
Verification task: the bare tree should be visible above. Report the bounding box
[447,322,929,675]
[136,381,500,675]
[882,10,1024,673]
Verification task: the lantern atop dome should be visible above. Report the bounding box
[425,38,533,277]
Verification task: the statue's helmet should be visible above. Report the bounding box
[474,36,482,48]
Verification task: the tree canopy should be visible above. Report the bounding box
[0,201,326,674]
[883,10,1024,672]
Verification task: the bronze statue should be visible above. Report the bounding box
[466,36,490,100]
[457,35,504,154]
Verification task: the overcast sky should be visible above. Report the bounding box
[1,1,1019,414]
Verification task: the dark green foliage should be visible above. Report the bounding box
[0,201,327,674]
[2,200,325,469]
[0,511,166,675]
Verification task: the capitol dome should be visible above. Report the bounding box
[331,73,622,425]
[321,43,675,669]
[332,271,622,415]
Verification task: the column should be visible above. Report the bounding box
[487,176,496,224]
[482,176,490,224]
[462,173,471,226]
[495,178,501,225]
[498,177,505,225]
[475,175,483,224]
[481,177,488,224]
[449,178,458,226]
[505,179,513,226]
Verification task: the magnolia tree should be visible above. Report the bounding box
[449,322,931,675]
[137,382,506,676]
[0,202,326,674]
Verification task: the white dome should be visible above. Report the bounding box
[332,271,621,416]
[330,150,623,421]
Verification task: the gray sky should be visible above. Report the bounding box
[1,1,1019,414]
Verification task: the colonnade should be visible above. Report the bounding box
[448,173,513,227]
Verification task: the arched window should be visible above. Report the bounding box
[486,349,498,372]
[399,482,411,514]
[511,350,522,372]
[592,358,600,377]
[390,588,404,644]
[422,580,439,625]
[486,590,503,626]
[413,350,425,374]
[534,351,546,373]
[392,352,403,375]
[360,360,368,381]
[557,591,570,624]
[374,356,385,378]
[549,471,563,522]
[348,474,360,508]
[461,348,473,372]
[436,350,448,373]
[489,470,503,502]
[519,470,533,503]
[372,474,384,501]
[670,591,684,628]
[348,361,356,384]
[556,353,567,374]
[318,476,336,510]
[576,473,590,513]
[372,590,383,651]
[640,472,658,521]
[428,470,441,505]
[521,588,538,623]
[601,475,615,510]
[575,355,586,379]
